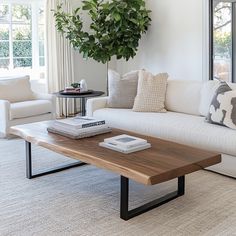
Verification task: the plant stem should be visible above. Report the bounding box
[106,61,109,96]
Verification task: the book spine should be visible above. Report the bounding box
[82,120,105,128]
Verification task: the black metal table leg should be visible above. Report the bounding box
[120,175,185,221]
[81,97,86,116]
[25,141,87,179]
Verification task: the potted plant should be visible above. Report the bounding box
[53,0,151,92]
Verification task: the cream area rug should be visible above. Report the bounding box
[0,138,235,236]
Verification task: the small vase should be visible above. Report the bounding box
[80,79,88,92]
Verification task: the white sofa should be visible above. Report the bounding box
[87,80,236,178]
[0,76,56,138]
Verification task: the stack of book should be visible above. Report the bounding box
[99,134,151,154]
[48,116,112,139]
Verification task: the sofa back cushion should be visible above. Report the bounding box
[165,80,202,115]
[107,70,139,108]
[0,76,34,103]
[199,80,236,117]
[133,70,168,112]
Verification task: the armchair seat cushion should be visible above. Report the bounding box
[10,100,53,120]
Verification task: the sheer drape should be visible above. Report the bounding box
[46,0,75,117]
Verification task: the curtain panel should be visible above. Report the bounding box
[46,0,75,117]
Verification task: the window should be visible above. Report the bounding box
[0,1,45,79]
[210,0,236,82]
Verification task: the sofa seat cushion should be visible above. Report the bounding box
[10,100,52,120]
[93,108,236,156]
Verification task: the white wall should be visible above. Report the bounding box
[57,0,207,95]
[116,0,205,81]
[71,0,112,92]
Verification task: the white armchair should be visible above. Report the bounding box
[0,76,56,138]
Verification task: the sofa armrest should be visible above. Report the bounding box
[32,92,56,117]
[0,100,10,137]
[86,97,108,116]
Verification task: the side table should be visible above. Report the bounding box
[54,90,104,117]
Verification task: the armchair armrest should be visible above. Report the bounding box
[0,100,10,137]
[33,92,55,101]
[32,92,56,118]
[86,97,108,117]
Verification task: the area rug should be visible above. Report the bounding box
[0,138,235,236]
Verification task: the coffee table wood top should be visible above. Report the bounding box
[10,121,221,185]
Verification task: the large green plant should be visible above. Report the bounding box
[53,0,151,64]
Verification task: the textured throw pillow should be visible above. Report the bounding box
[132,70,168,112]
[206,81,236,129]
[107,69,139,108]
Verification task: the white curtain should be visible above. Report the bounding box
[46,0,75,117]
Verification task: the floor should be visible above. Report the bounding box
[0,138,235,236]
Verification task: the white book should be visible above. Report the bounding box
[50,123,109,136]
[104,134,147,149]
[99,142,151,154]
[54,116,105,129]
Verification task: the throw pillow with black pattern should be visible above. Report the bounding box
[206,81,236,129]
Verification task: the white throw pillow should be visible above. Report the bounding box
[0,76,34,103]
[133,70,168,112]
[107,69,139,108]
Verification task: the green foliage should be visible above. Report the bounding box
[53,0,151,64]
[13,41,32,57]
[71,83,80,88]
[12,5,31,21]
[214,32,231,58]
[0,29,9,40]
[13,58,32,68]
[0,42,9,57]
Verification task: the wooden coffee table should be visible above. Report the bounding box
[10,121,221,221]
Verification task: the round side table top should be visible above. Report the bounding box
[54,90,105,99]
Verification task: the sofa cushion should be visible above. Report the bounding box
[133,71,168,112]
[10,100,53,120]
[199,80,236,117]
[206,81,236,129]
[0,76,34,103]
[165,80,202,116]
[107,69,139,108]
[93,108,236,156]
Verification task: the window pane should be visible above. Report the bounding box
[0,41,9,57]
[39,41,44,57]
[0,24,9,40]
[39,7,44,25]
[0,5,9,22]
[13,25,31,40]
[213,2,232,82]
[13,41,32,57]
[0,58,9,69]
[13,58,32,68]
[39,57,45,67]
[12,4,31,23]
[39,25,44,40]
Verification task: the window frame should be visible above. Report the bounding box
[0,0,45,78]
[209,0,236,82]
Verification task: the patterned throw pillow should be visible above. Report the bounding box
[132,70,168,112]
[206,81,236,129]
[107,70,139,108]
